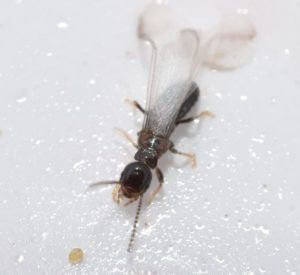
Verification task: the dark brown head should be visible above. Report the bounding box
[119,162,152,198]
[134,148,158,169]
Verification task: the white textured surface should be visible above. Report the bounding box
[0,0,300,274]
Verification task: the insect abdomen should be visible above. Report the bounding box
[176,82,200,122]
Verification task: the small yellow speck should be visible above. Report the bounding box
[68,248,84,265]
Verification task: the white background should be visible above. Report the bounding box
[0,0,299,274]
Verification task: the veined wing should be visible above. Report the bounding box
[142,29,200,137]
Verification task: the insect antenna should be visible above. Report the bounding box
[89,181,119,188]
[127,195,143,252]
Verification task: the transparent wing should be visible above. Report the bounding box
[142,29,200,137]
[202,14,256,70]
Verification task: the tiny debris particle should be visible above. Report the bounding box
[68,248,84,265]
[57,22,68,29]
[17,254,24,263]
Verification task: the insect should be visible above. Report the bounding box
[90,29,214,252]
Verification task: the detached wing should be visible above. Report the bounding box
[142,30,200,138]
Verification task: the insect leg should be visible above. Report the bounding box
[125,98,145,114]
[115,128,138,148]
[148,167,164,205]
[169,143,197,167]
[112,184,122,204]
[176,111,215,125]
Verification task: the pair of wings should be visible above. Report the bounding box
[142,30,200,138]
[141,19,255,137]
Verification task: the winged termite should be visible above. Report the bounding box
[90,4,255,253]
[90,29,214,252]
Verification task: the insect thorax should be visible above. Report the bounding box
[135,130,170,168]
